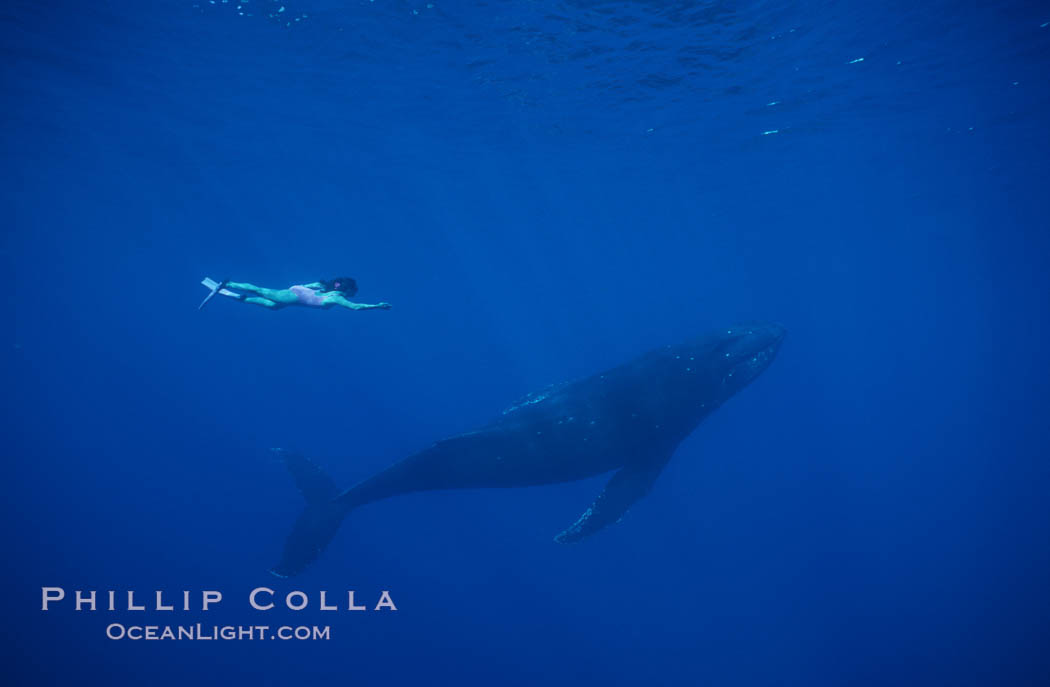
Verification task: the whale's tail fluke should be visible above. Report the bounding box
[269,449,348,578]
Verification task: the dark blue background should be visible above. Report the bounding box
[5,0,1049,684]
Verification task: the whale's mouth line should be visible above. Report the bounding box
[722,342,778,386]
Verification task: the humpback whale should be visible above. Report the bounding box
[272,322,785,577]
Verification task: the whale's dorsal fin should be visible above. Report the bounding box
[553,457,669,544]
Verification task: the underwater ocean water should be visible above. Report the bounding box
[5,0,1050,684]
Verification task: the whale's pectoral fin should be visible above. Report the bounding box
[554,460,666,544]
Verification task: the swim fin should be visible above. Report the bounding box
[199,278,228,310]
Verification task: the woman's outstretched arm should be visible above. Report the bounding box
[327,294,392,311]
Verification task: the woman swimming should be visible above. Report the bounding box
[200,276,391,311]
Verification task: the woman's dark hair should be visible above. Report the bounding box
[321,277,358,297]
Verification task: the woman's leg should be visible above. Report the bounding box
[226,282,298,305]
[242,296,283,309]
[217,290,283,309]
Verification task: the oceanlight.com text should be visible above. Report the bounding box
[105,623,331,641]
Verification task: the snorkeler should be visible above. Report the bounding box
[199,277,391,311]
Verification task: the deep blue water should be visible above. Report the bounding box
[5,0,1050,684]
